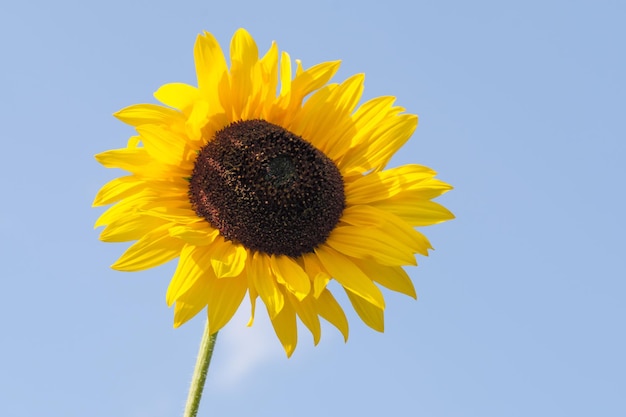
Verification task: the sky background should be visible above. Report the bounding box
[1,0,625,416]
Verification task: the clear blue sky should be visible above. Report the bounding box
[1,1,624,416]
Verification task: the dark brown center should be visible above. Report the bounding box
[188,119,345,257]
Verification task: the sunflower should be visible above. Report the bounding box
[94,28,454,357]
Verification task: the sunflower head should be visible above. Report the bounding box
[94,28,454,357]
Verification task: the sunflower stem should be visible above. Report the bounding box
[183,321,218,417]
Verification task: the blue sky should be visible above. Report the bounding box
[1,0,625,416]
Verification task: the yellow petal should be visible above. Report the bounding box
[95,187,188,229]
[249,252,284,318]
[330,73,364,115]
[316,289,349,341]
[293,74,364,161]
[314,245,385,309]
[154,82,200,112]
[325,225,418,266]
[290,60,341,104]
[94,176,187,207]
[168,223,219,246]
[173,274,210,327]
[313,274,330,299]
[100,214,168,242]
[173,299,207,328]
[351,96,397,136]
[114,103,182,127]
[345,289,385,332]
[184,99,211,144]
[350,258,416,299]
[289,83,334,140]
[278,51,292,99]
[208,237,248,278]
[94,198,137,229]
[278,59,341,121]
[344,164,437,204]
[137,205,200,224]
[338,96,399,172]
[295,59,304,77]
[166,245,211,306]
[372,199,456,226]
[364,114,418,171]
[135,124,189,167]
[246,284,258,327]
[287,293,321,345]
[270,255,311,300]
[229,28,258,119]
[341,113,417,174]
[206,273,248,333]
[127,135,141,148]
[194,31,228,94]
[316,74,364,159]
[93,176,143,207]
[397,178,454,200]
[112,225,184,272]
[302,253,331,298]
[335,205,434,259]
[257,41,279,118]
[95,147,151,172]
[269,297,298,357]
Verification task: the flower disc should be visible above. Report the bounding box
[189,119,345,257]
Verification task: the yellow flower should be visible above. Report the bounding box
[94,28,454,356]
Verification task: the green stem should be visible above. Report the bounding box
[183,321,218,417]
